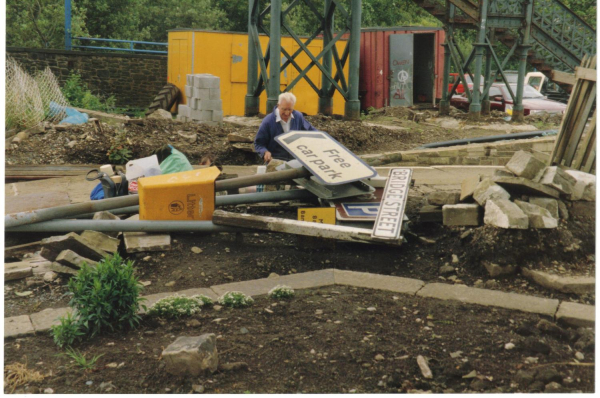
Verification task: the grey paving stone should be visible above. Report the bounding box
[555,302,594,328]
[30,307,72,332]
[277,269,335,290]
[210,277,284,298]
[5,315,34,338]
[176,288,219,301]
[140,292,173,314]
[417,283,559,316]
[334,270,424,294]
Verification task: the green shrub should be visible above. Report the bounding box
[218,291,254,308]
[51,311,85,348]
[147,294,213,319]
[267,285,295,299]
[60,347,104,372]
[66,253,146,337]
[107,144,133,164]
[61,72,116,112]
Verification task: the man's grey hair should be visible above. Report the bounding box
[278,92,296,106]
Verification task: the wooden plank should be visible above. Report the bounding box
[550,69,576,86]
[5,241,44,260]
[5,191,71,214]
[563,84,597,166]
[212,210,403,246]
[571,111,596,169]
[575,66,597,82]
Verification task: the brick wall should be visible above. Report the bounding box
[362,137,556,167]
[7,47,168,108]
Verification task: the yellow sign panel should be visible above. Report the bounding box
[298,208,336,225]
[138,167,221,221]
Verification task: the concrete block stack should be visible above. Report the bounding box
[177,74,223,126]
[419,150,596,229]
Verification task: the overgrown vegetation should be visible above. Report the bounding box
[60,348,104,372]
[51,253,146,348]
[61,72,116,112]
[148,294,213,319]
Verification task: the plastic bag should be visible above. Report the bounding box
[59,107,89,125]
[160,147,194,175]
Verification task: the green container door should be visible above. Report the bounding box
[389,34,413,107]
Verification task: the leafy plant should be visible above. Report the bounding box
[147,294,213,319]
[66,253,146,338]
[61,71,116,112]
[267,285,295,299]
[107,144,133,164]
[61,347,104,372]
[218,291,254,308]
[51,311,85,348]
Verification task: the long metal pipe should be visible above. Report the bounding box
[5,167,312,228]
[6,220,244,233]
[417,130,558,149]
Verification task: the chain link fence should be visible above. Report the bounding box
[5,57,70,130]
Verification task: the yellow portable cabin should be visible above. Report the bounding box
[167,29,349,116]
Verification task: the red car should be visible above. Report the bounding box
[450,83,567,116]
[448,73,473,94]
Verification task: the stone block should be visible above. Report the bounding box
[190,109,202,121]
[557,200,569,219]
[92,211,120,237]
[538,166,577,196]
[50,262,79,275]
[460,175,481,201]
[188,98,198,110]
[30,307,72,332]
[417,283,559,316]
[123,232,171,253]
[177,105,190,118]
[473,179,511,206]
[56,250,98,269]
[209,89,221,100]
[202,100,222,111]
[334,270,424,294]
[484,199,529,229]
[201,110,213,121]
[419,205,443,223]
[514,200,558,229]
[528,197,559,219]
[570,201,595,218]
[212,110,224,122]
[40,232,107,262]
[442,204,481,226]
[193,88,210,101]
[505,150,546,180]
[492,176,560,199]
[522,268,595,294]
[195,75,220,89]
[483,262,517,277]
[5,315,34,338]
[184,85,192,98]
[186,74,194,86]
[427,191,460,206]
[564,170,595,201]
[494,169,515,177]
[177,131,197,144]
[80,230,120,254]
[163,334,219,376]
[555,302,594,328]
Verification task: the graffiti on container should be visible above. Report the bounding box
[393,69,410,100]
[392,59,410,66]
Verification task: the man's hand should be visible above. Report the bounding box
[264,151,272,163]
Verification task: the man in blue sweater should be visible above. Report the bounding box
[254,92,318,162]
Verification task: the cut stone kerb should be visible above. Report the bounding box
[514,200,558,229]
[473,178,511,206]
[484,199,529,229]
[505,150,546,180]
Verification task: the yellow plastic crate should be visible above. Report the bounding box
[138,167,221,221]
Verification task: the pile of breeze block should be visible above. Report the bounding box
[177,73,223,125]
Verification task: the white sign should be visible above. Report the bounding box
[371,168,412,239]
[126,155,162,181]
[276,130,377,185]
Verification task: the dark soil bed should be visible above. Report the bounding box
[4,286,594,394]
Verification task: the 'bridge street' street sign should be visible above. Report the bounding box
[276,130,377,185]
[371,168,412,239]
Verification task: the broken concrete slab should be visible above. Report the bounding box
[564,170,596,201]
[442,204,481,226]
[484,199,529,229]
[5,315,35,338]
[538,166,577,196]
[80,230,120,254]
[163,334,219,376]
[427,191,460,206]
[4,241,44,261]
[56,250,98,269]
[460,175,481,202]
[505,150,546,180]
[333,270,425,294]
[419,205,443,223]
[514,200,558,229]
[492,176,561,199]
[417,283,559,317]
[49,262,79,275]
[30,307,73,332]
[473,179,511,206]
[555,302,594,328]
[5,266,33,281]
[528,197,559,219]
[522,268,595,294]
[483,262,517,278]
[40,232,107,262]
[123,232,172,253]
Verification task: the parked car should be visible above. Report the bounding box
[450,83,567,116]
[448,73,473,94]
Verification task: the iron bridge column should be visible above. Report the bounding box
[344,0,362,120]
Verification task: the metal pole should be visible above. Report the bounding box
[439,2,454,115]
[513,0,533,123]
[65,0,72,50]
[266,0,282,112]
[319,0,334,116]
[5,168,313,228]
[482,42,493,115]
[245,0,260,116]
[344,0,362,120]
[468,0,489,120]
[6,220,244,234]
